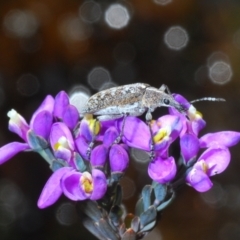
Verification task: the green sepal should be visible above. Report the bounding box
[98,218,119,240]
[131,216,140,233]
[27,130,48,150]
[76,200,104,222]
[50,159,66,172]
[139,206,157,229]
[156,191,175,211]
[73,152,87,172]
[142,185,152,211]
[109,205,123,227]
[152,181,167,204]
[135,198,144,217]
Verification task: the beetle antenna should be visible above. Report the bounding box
[190,97,225,104]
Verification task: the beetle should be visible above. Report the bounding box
[80,83,224,159]
[81,83,186,121]
[81,83,186,159]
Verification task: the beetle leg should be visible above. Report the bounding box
[113,113,129,145]
[145,109,155,160]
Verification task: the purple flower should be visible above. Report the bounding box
[199,131,240,148]
[117,115,182,154]
[49,122,85,170]
[50,122,75,162]
[180,133,200,164]
[109,144,129,173]
[37,167,107,208]
[90,144,108,168]
[62,169,107,201]
[169,94,206,137]
[90,126,129,172]
[186,146,230,192]
[148,156,177,183]
[0,95,54,164]
[75,115,101,160]
[53,91,79,130]
[151,115,182,153]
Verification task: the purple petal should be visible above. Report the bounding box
[79,118,93,142]
[186,168,213,192]
[109,144,129,172]
[53,91,69,119]
[154,140,169,153]
[191,118,206,136]
[90,145,108,167]
[199,131,240,148]
[117,117,151,151]
[55,147,72,162]
[199,146,231,176]
[90,169,107,200]
[148,156,177,184]
[154,115,182,140]
[152,115,182,151]
[180,133,199,164]
[62,170,87,200]
[103,127,118,148]
[0,142,29,165]
[169,94,190,115]
[30,95,54,127]
[96,120,116,141]
[75,136,89,160]
[62,105,79,130]
[31,111,53,139]
[50,122,74,150]
[8,110,29,141]
[37,167,72,208]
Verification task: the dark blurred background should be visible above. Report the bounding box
[0,0,240,239]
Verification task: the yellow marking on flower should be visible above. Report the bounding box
[199,160,208,173]
[83,114,101,135]
[89,119,100,135]
[54,142,61,151]
[188,105,203,121]
[54,137,69,150]
[80,172,93,194]
[153,127,170,143]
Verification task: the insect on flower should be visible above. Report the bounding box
[80,83,224,158]
[80,83,186,157]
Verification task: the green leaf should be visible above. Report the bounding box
[135,198,144,217]
[80,218,107,240]
[111,172,124,183]
[139,220,156,233]
[131,216,140,233]
[156,192,175,211]
[140,206,157,228]
[142,185,152,211]
[76,200,104,222]
[27,130,48,150]
[113,184,123,206]
[73,152,86,172]
[153,182,167,203]
[98,218,119,240]
[50,159,66,172]
[109,205,122,227]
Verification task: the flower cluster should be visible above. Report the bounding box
[0,90,239,211]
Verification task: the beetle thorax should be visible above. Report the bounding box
[142,87,173,109]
